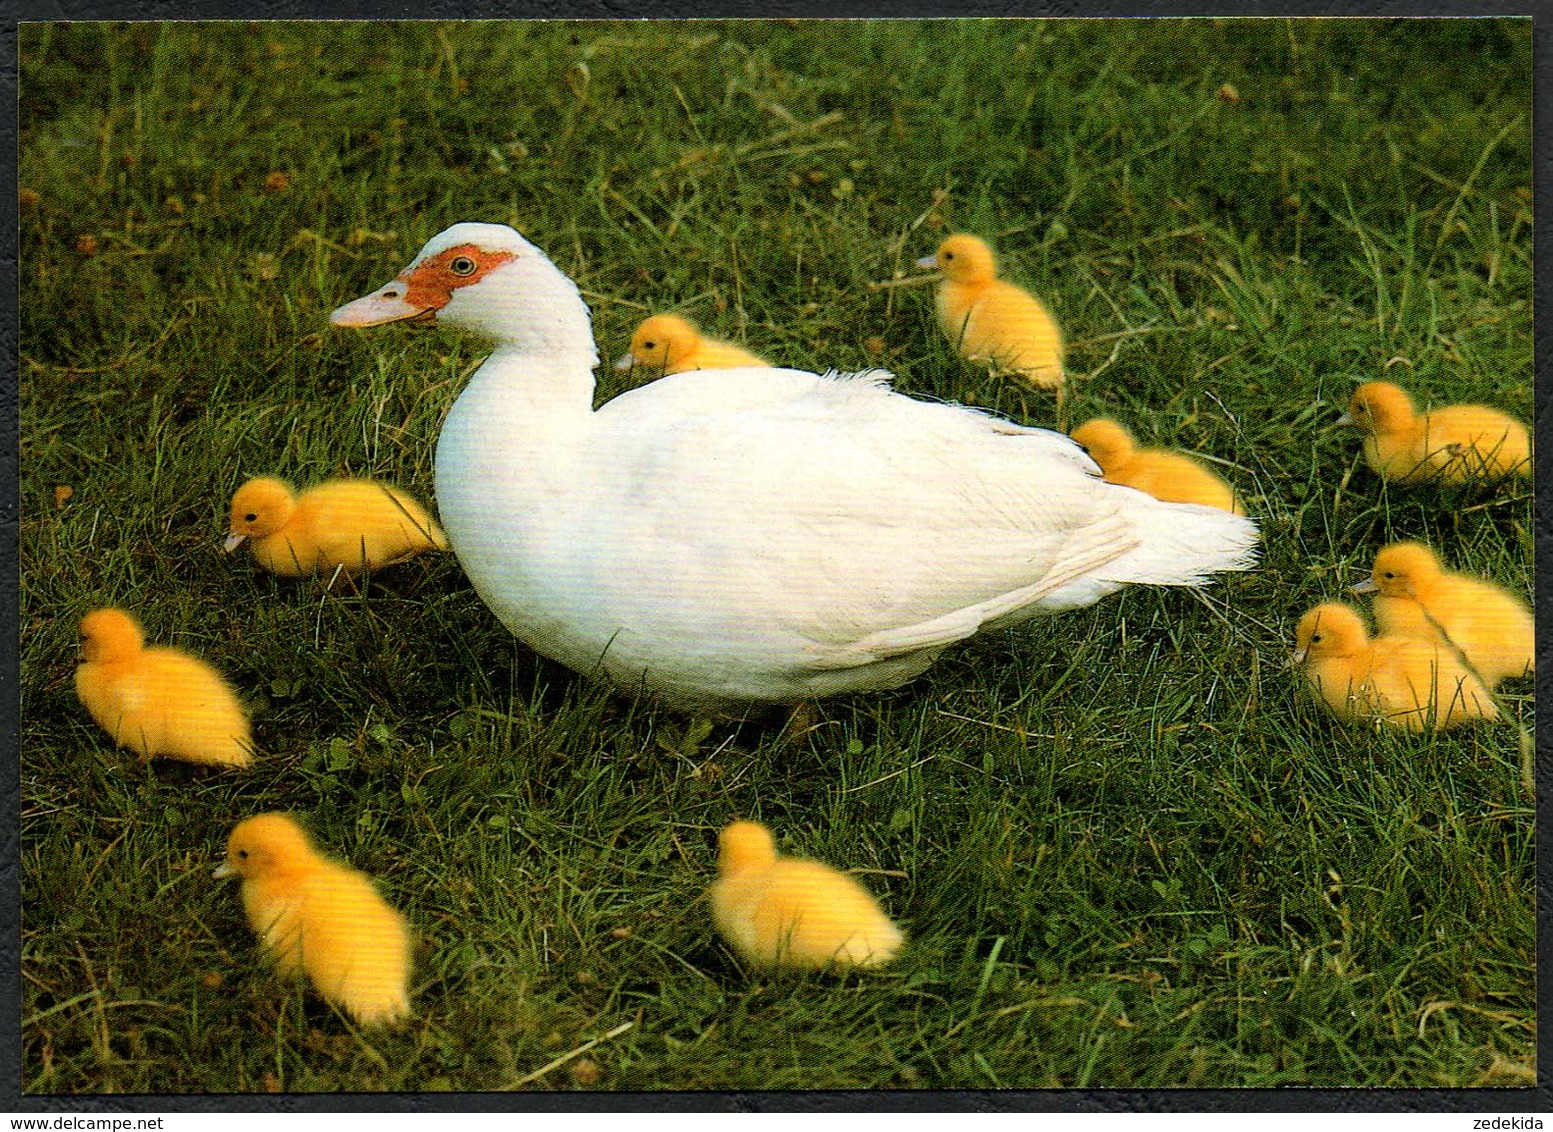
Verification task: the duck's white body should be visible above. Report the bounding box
[333,223,1259,711]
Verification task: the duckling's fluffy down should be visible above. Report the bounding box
[226,477,448,578]
[1293,602,1497,732]
[1342,381,1530,484]
[617,313,771,375]
[1360,541,1533,687]
[74,608,252,768]
[709,821,903,971]
[921,234,1064,390]
[219,813,412,1026]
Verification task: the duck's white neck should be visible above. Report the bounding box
[467,340,600,421]
[433,248,612,575]
[436,265,603,499]
[451,262,601,406]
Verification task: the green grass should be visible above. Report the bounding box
[18,18,1534,1093]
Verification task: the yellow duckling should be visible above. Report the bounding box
[708,820,904,972]
[1292,602,1497,732]
[225,476,449,578]
[1069,418,1245,514]
[214,813,412,1027]
[1338,381,1530,485]
[916,233,1064,394]
[75,608,252,768]
[1353,541,1533,687]
[613,314,772,376]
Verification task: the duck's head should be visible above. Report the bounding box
[331,223,595,357]
[213,813,317,881]
[916,233,998,285]
[1338,381,1415,435]
[1069,418,1135,472]
[78,607,144,664]
[1292,602,1368,665]
[616,314,699,373]
[1353,541,1441,600]
[225,476,297,550]
[717,820,777,875]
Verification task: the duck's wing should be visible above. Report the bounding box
[589,369,1255,659]
[808,513,1139,667]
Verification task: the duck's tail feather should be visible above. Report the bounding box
[1098,490,1260,587]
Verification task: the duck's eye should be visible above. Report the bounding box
[1383,571,1394,579]
[244,513,258,523]
[237,849,249,859]
[943,251,955,260]
[643,340,657,350]
[450,256,477,276]
[1310,633,1323,643]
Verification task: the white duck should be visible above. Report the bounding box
[331,223,1258,712]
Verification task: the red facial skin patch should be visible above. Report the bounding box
[399,245,517,313]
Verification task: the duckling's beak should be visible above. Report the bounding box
[330,279,435,328]
[614,352,636,373]
[1335,412,1356,426]
[913,254,939,270]
[1350,577,1379,594]
[212,861,236,879]
[222,532,247,553]
[1288,648,1307,668]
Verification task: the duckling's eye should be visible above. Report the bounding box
[1310,633,1323,643]
[1383,571,1395,579]
[943,251,955,260]
[237,849,249,859]
[643,340,657,350]
[449,256,477,276]
[244,512,258,523]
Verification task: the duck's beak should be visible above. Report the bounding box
[223,532,246,553]
[914,254,939,270]
[1350,577,1379,594]
[1335,412,1355,426]
[331,279,434,328]
[212,861,236,879]
[1288,648,1307,668]
[614,352,636,373]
